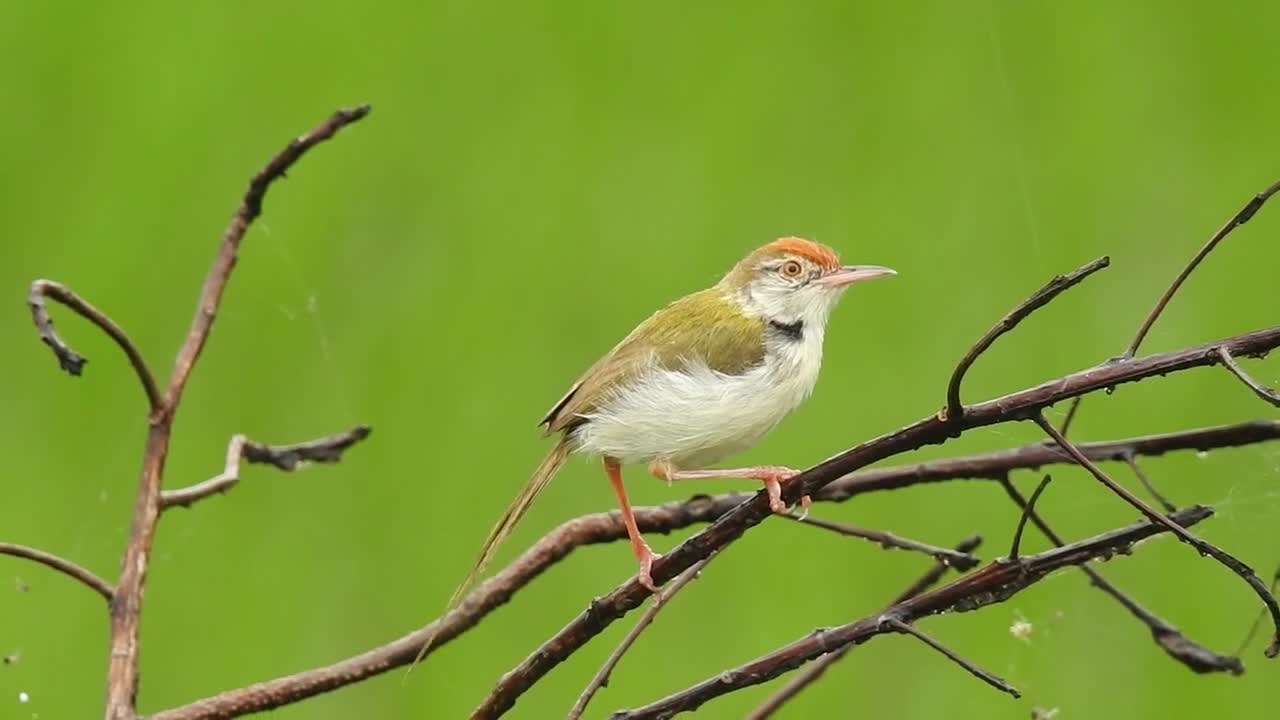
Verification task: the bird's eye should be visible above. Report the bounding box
[780,260,804,278]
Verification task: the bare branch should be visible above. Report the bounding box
[780,513,979,570]
[475,327,1280,719]
[27,280,161,412]
[105,105,371,720]
[747,535,983,720]
[943,256,1110,423]
[1034,414,1280,658]
[999,477,1241,675]
[815,419,1280,501]
[161,427,372,509]
[0,542,113,602]
[1008,475,1051,561]
[568,552,720,720]
[1126,179,1280,358]
[1217,347,1280,407]
[609,506,1214,718]
[884,617,1019,698]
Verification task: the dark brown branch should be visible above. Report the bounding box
[1034,414,1280,658]
[1217,347,1280,407]
[1126,179,1280,359]
[884,617,1019,698]
[943,256,1110,423]
[568,552,719,720]
[815,419,1280,500]
[161,427,371,509]
[780,513,979,570]
[746,535,983,720]
[104,105,370,720]
[1008,475,1051,561]
[474,326,1280,719]
[145,418,1276,720]
[999,478,1241,675]
[609,506,1214,718]
[0,542,114,602]
[28,280,161,412]
[1122,453,1177,513]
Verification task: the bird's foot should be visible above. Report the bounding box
[635,542,659,594]
[757,466,801,514]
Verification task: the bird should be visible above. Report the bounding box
[454,237,894,599]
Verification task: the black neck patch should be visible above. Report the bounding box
[768,318,804,342]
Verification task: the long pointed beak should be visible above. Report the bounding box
[817,264,897,288]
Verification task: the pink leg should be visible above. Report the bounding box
[649,462,810,514]
[605,457,659,592]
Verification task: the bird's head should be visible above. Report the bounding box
[719,237,896,329]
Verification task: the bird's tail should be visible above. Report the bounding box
[409,437,571,670]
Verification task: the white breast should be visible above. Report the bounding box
[572,326,825,468]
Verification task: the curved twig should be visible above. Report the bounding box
[28,280,162,412]
[943,256,1110,423]
[1216,347,1280,407]
[1007,474,1051,561]
[162,427,372,509]
[1126,179,1280,358]
[0,542,114,602]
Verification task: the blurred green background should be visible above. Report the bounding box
[2,2,1278,718]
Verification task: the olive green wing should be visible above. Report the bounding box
[540,289,766,434]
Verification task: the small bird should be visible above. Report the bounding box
[455,237,894,598]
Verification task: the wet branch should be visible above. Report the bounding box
[1217,347,1280,408]
[609,505,1214,718]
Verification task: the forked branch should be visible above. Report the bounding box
[1217,347,1280,407]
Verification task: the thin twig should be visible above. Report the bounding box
[28,280,162,412]
[1057,396,1083,437]
[567,553,720,720]
[815,419,1280,501]
[1122,453,1177,513]
[746,535,983,720]
[1008,475,1051,561]
[609,506,1214,719]
[1034,413,1280,659]
[1126,179,1280,358]
[101,105,371,720]
[998,478,1241,675]
[1217,347,1280,407]
[161,427,372,509]
[0,543,114,602]
[780,513,980,570]
[1237,567,1280,656]
[884,617,1020,698]
[943,256,1110,423]
[472,326,1280,719]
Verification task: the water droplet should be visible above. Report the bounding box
[1196,451,1209,460]
[18,692,29,703]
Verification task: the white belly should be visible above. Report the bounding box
[571,334,823,468]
